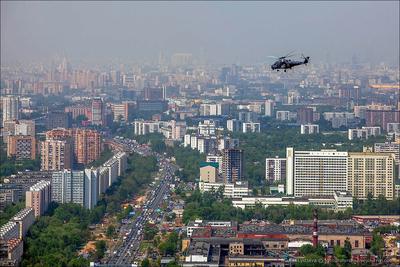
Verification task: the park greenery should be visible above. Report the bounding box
[158,231,180,256]
[21,153,158,266]
[21,203,93,267]
[0,201,25,226]
[182,190,400,225]
[167,146,205,182]
[231,129,386,186]
[144,223,159,241]
[125,128,388,187]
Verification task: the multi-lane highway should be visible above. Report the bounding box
[105,137,178,266]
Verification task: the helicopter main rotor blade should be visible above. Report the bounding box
[284,50,296,58]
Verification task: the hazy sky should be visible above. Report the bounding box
[1,1,399,65]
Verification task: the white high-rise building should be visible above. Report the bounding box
[286,148,348,197]
[265,99,275,117]
[184,134,192,147]
[2,95,19,125]
[133,120,160,135]
[198,120,217,136]
[242,122,260,133]
[265,157,286,182]
[276,111,296,121]
[348,152,394,200]
[199,103,229,116]
[226,119,241,132]
[84,169,99,209]
[300,124,319,134]
[51,170,85,207]
[348,127,381,140]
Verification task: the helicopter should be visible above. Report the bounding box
[270,52,310,72]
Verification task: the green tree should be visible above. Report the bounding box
[334,246,346,261]
[159,232,179,256]
[141,258,150,267]
[343,238,352,260]
[106,225,115,239]
[94,240,107,260]
[299,244,325,258]
[371,233,385,258]
[144,223,158,240]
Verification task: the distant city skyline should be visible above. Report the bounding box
[1,1,399,66]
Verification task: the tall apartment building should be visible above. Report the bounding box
[238,111,258,123]
[198,120,217,136]
[265,157,286,182]
[12,208,35,238]
[45,128,102,165]
[226,119,241,132]
[111,102,134,122]
[51,169,100,209]
[348,152,394,200]
[199,103,230,116]
[170,120,186,141]
[74,129,102,165]
[25,180,51,217]
[366,109,400,131]
[45,127,73,140]
[242,122,260,133]
[218,137,239,151]
[297,107,314,124]
[1,95,19,126]
[222,149,244,183]
[98,167,109,195]
[0,222,19,240]
[2,119,35,143]
[286,148,348,197]
[45,111,72,130]
[264,100,275,117]
[84,169,99,209]
[276,111,296,121]
[91,97,105,126]
[7,135,36,160]
[348,127,381,140]
[0,238,24,266]
[300,124,319,135]
[2,171,52,201]
[40,139,73,171]
[51,170,85,207]
[0,187,19,210]
[143,87,164,101]
[65,105,92,120]
[199,162,219,183]
[374,142,400,165]
[133,120,160,135]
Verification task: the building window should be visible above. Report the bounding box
[355,240,359,248]
[337,240,341,246]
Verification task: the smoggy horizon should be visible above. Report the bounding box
[1,1,399,66]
